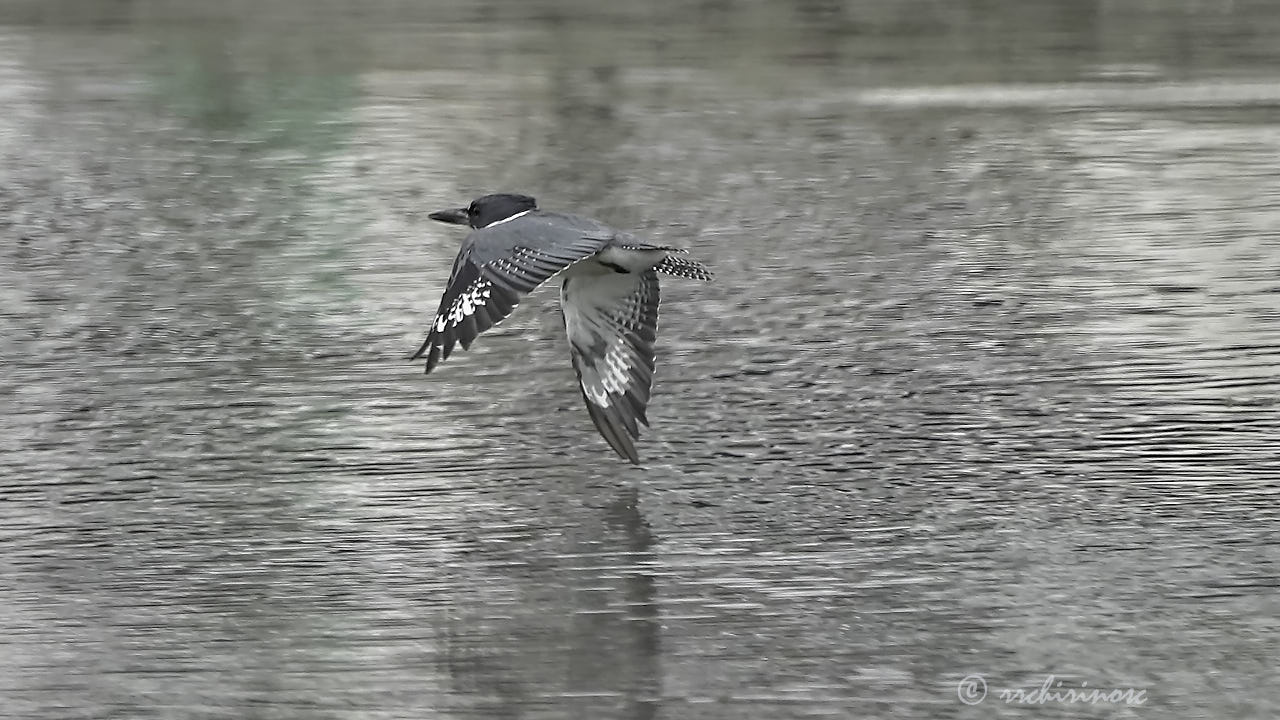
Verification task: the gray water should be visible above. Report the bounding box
[2,1,1278,718]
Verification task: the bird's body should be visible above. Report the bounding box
[413,193,711,464]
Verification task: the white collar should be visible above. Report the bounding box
[481,209,533,229]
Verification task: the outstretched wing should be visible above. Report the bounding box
[561,268,661,464]
[413,238,605,373]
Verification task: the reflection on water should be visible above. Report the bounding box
[1,1,1278,718]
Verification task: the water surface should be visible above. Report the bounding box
[1,2,1278,718]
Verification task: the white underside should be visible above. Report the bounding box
[562,277,633,407]
[561,249,664,409]
[565,246,668,278]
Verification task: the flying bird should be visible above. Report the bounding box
[412,193,711,463]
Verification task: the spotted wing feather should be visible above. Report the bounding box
[562,268,661,464]
[413,238,605,373]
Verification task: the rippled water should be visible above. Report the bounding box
[2,2,1278,718]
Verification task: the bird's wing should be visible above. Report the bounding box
[413,237,606,373]
[561,267,661,464]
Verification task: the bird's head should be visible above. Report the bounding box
[429,193,538,229]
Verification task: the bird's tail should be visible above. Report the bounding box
[654,253,713,281]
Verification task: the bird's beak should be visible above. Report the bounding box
[428,207,469,225]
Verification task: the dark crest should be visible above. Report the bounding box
[469,193,537,228]
[429,193,538,229]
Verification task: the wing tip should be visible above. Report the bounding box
[413,336,443,374]
[581,395,643,464]
[409,337,433,363]
[615,436,643,465]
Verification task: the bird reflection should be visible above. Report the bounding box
[440,485,661,719]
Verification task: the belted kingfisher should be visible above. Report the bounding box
[412,193,711,464]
